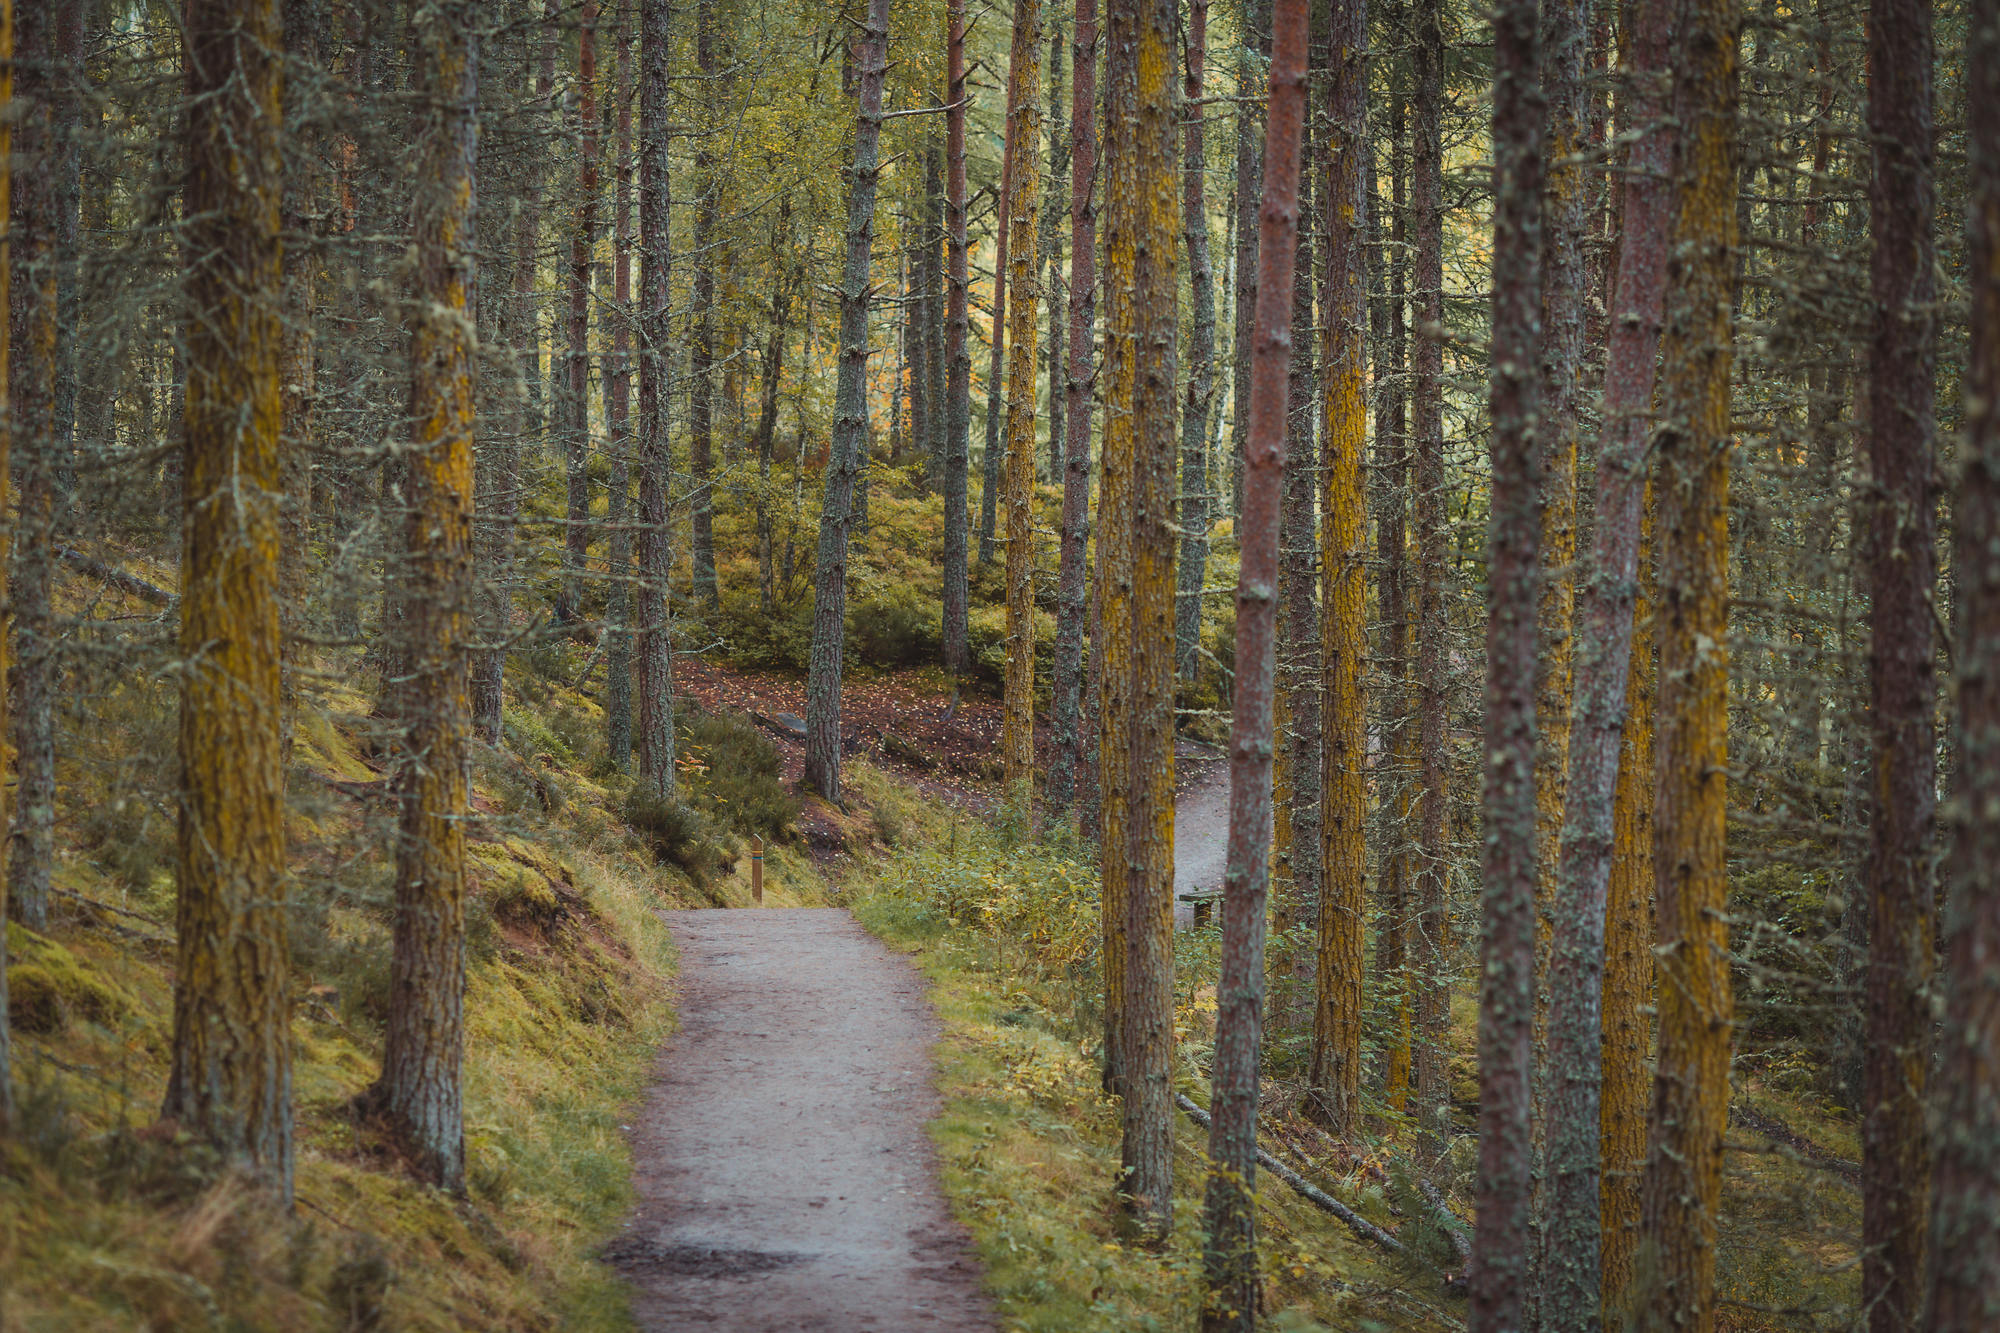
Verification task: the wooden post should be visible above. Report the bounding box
[751,835,764,905]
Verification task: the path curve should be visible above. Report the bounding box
[1174,760,1231,927]
[612,909,997,1332]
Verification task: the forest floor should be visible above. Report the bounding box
[610,909,997,1332]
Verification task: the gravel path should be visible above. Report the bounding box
[611,909,997,1332]
[1174,759,1231,928]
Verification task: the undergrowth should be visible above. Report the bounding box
[0,625,829,1331]
[850,812,1452,1333]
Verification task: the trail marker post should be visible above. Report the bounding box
[751,836,764,905]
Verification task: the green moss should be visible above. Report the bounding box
[6,923,142,1034]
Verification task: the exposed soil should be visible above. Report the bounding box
[613,909,997,1332]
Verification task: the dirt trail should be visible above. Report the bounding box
[612,909,997,1332]
[1174,754,1231,928]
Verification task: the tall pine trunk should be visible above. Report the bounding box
[635,0,677,799]
[1307,0,1367,1138]
[689,0,721,606]
[1634,0,1737,1320]
[1001,0,1045,801]
[1200,0,1308,1320]
[603,15,636,769]
[8,0,67,934]
[941,0,973,674]
[0,0,13,1132]
[165,0,294,1200]
[978,59,1018,573]
[373,1,480,1194]
[1174,0,1216,683]
[1103,0,1179,1241]
[1543,0,1676,1317]
[558,2,600,626]
[1409,0,1452,1168]
[1932,11,2000,1319]
[1861,0,1938,1324]
[1469,0,1544,1325]
[803,0,891,804]
[1048,0,1098,819]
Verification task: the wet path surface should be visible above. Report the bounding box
[612,909,997,1332]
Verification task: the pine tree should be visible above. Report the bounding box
[803,0,891,804]
[371,0,481,1193]
[1469,0,1544,1321]
[1001,0,1045,802]
[1307,0,1368,1138]
[1860,0,1939,1323]
[1201,1,1308,1321]
[165,0,294,1200]
[1634,0,1738,1319]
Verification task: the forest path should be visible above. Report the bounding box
[1174,748,1232,928]
[610,909,997,1333]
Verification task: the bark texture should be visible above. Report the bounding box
[689,0,721,606]
[0,0,19,1132]
[1201,1,1307,1322]
[636,0,677,799]
[558,2,599,626]
[1634,0,1737,1320]
[1002,0,1045,800]
[1049,0,1099,817]
[942,0,973,674]
[165,0,295,1200]
[1932,11,2000,1325]
[1470,1,1544,1324]
[1861,0,1938,1324]
[803,0,890,804]
[1175,0,1217,683]
[1307,0,1367,1138]
[1409,0,1452,1169]
[374,2,480,1194]
[1103,0,1180,1240]
[8,0,66,933]
[1543,0,1676,1319]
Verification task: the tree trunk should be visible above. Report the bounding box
[1175,0,1217,684]
[1372,88,1413,1114]
[1002,0,1045,802]
[1273,94,1318,933]
[1228,0,1271,530]
[941,0,973,674]
[636,0,677,799]
[755,248,794,614]
[1104,0,1180,1242]
[280,0,320,755]
[1471,2,1544,1327]
[164,0,294,1201]
[1049,0,1098,821]
[1633,0,1737,1320]
[1861,0,1938,1325]
[558,2,600,627]
[979,67,1018,573]
[1409,0,1452,1170]
[0,0,19,1133]
[1306,0,1366,1139]
[372,1,480,1195]
[1932,14,2000,1322]
[689,0,721,607]
[1533,0,1588,1164]
[1200,1,1307,1321]
[803,0,891,804]
[6,0,66,934]
[1042,16,1068,485]
[604,15,636,770]
[1542,0,1676,1318]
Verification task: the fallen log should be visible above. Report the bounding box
[56,545,174,606]
[1175,1092,1404,1256]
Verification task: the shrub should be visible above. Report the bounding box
[850,581,940,669]
[677,707,802,842]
